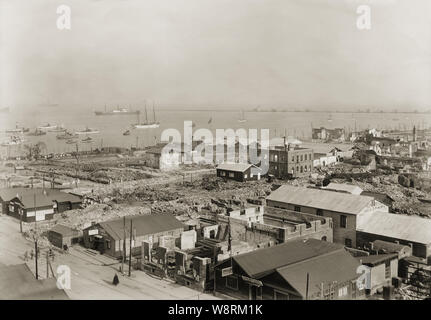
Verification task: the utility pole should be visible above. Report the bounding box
[34,240,39,279]
[46,251,49,278]
[128,219,133,277]
[305,272,310,300]
[122,216,126,275]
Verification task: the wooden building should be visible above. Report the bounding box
[214,239,362,300]
[82,214,185,258]
[48,224,80,248]
[216,163,263,182]
[266,185,388,248]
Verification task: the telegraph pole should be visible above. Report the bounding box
[305,273,310,300]
[35,240,38,280]
[122,216,126,274]
[128,219,133,277]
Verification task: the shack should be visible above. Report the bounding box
[48,224,80,248]
[216,163,263,182]
[82,214,185,258]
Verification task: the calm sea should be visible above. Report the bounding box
[0,106,429,156]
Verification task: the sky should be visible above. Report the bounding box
[1,0,431,111]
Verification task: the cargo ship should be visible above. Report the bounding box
[95,105,140,116]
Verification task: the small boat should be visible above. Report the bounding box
[132,102,160,129]
[5,124,28,134]
[95,105,140,116]
[48,126,67,133]
[123,130,131,136]
[26,129,46,136]
[56,131,77,140]
[81,137,93,143]
[238,110,246,123]
[327,114,333,122]
[75,127,100,134]
[38,123,58,130]
[66,139,77,144]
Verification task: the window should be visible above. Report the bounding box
[300,166,303,173]
[316,209,323,216]
[106,240,111,249]
[244,174,248,179]
[304,166,307,172]
[385,260,391,279]
[220,171,226,176]
[296,156,299,162]
[300,155,303,161]
[305,154,307,160]
[340,215,347,228]
[274,155,278,161]
[321,236,327,241]
[338,286,348,297]
[226,275,238,290]
[294,206,301,212]
[229,172,234,178]
[9,204,14,213]
[292,156,294,162]
[274,290,289,300]
[345,238,352,247]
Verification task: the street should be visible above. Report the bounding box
[0,215,219,300]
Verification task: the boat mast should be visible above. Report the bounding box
[145,101,148,123]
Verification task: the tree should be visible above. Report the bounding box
[24,141,47,160]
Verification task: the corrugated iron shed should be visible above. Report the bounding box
[266,185,374,215]
[357,212,431,245]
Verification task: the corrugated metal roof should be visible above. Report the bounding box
[0,264,69,300]
[266,185,374,215]
[233,239,343,278]
[357,253,398,266]
[2,188,82,207]
[0,187,31,201]
[357,212,431,244]
[97,214,185,240]
[325,183,363,195]
[276,249,360,298]
[216,163,252,172]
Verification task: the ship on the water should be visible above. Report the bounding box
[133,102,160,129]
[238,110,246,123]
[95,105,140,116]
[123,130,131,136]
[5,124,29,134]
[38,123,58,130]
[49,126,67,133]
[75,127,100,134]
[81,136,93,143]
[66,139,78,144]
[56,131,77,140]
[26,129,47,136]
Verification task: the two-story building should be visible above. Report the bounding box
[266,185,388,248]
[268,144,314,179]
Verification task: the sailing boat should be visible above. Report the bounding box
[238,110,246,123]
[327,113,333,122]
[133,101,160,129]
